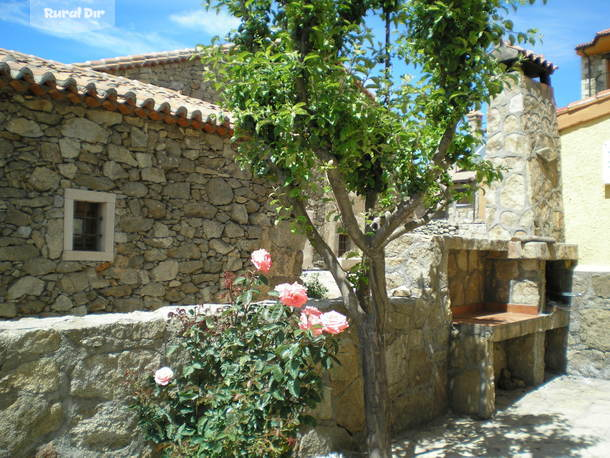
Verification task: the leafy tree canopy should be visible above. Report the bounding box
[200,0,538,226]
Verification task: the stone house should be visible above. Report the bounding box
[0,48,302,319]
[556,29,610,379]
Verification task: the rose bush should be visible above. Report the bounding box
[132,250,348,457]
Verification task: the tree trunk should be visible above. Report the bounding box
[358,309,391,457]
[357,257,392,457]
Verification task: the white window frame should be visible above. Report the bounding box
[63,189,116,261]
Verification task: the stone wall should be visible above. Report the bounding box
[0,91,302,318]
[384,235,451,421]
[485,73,564,241]
[0,308,178,457]
[447,249,485,308]
[99,59,219,104]
[567,269,610,379]
[0,292,451,457]
[485,258,545,308]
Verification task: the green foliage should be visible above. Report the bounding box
[198,0,537,210]
[131,272,339,457]
[302,274,329,299]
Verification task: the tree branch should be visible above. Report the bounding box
[380,197,448,248]
[324,165,372,256]
[371,120,458,247]
[289,196,363,322]
[270,162,363,321]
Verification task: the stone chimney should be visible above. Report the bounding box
[484,47,564,242]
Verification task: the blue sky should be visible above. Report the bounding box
[0,0,608,107]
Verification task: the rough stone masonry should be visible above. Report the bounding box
[0,89,302,318]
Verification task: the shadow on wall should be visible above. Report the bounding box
[391,411,598,457]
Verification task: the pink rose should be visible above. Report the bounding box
[154,366,174,386]
[251,249,272,273]
[299,306,323,335]
[275,282,308,308]
[302,305,322,317]
[321,311,349,335]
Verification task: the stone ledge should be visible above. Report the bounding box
[443,236,509,252]
[442,236,578,261]
[0,305,201,333]
[452,309,569,342]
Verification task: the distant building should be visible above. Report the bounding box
[556,29,610,270]
[556,29,610,379]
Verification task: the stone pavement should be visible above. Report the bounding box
[391,375,610,457]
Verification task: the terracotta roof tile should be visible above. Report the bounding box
[0,48,231,136]
[503,43,558,74]
[557,88,610,114]
[575,28,610,51]
[74,48,198,71]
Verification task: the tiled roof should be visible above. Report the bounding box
[575,28,610,51]
[557,88,610,114]
[74,48,198,72]
[0,48,232,136]
[503,43,558,74]
[556,88,610,131]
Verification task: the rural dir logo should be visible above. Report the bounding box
[30,0,115,33]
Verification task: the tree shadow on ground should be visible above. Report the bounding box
[392,409,598,457]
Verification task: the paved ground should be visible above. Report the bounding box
[391,375,610,457]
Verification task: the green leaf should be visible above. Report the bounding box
[288,379,300,398]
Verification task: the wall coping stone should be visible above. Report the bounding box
[0,305,196,333]
[0,298,420,334]
[442,236,577,261]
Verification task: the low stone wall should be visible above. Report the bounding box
[0,290,452,457]
[0,308,176,457]
[567,269,610,379]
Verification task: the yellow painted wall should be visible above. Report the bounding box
[560,114,610,268]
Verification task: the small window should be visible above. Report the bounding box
[73,201,101,251]
[64,189,115,261]
[338,234,350,257]
[455,186,475,207]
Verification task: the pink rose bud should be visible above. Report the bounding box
[251,249,272,273]
[321,311,349,335]
[299,306,323,335]
[154,366,174,386]
[275,282,308,308]
[302,305,322,317]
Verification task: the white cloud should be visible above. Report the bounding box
[0,1,29,25]
[0,0,187,56]
[70,29,186,56]
[170,9,239,36]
